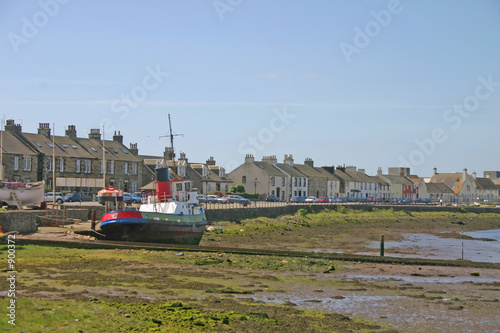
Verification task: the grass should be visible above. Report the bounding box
[0,245,398,332]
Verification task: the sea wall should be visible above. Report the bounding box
[205,204,500,222]
[0,208,94,234]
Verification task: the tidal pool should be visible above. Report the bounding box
[363,229,500,263]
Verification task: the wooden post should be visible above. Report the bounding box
[380,234,385,257]
[91,209,96,230]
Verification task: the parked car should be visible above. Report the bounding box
[305,196,318,203]
[63,193,84,202]
[123,193,141,204]
[197,195,209,203]
[44,192,64,203]
[206,195,220,204]
[218,195,230,204]
[225,195,251,206]
[266,195,280,202]
[317,196,330,203]
[290,196,305,203]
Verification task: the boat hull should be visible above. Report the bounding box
[100,209,207,245]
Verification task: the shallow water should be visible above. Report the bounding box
[363,229,500,263]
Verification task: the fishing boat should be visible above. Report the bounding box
[99,114,208,245]
[0,181,45,209]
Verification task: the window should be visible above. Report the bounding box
[131,163,138,175]
[294,178,297,186]
[120,148,129,154]
[282,177,285,186]
[23,157,32,171]
[185,182,191,192]
[46,157,53,172]
[299,178,302,187]
[46,142,53,148]
[110,148,118,153]
[176,183,183,191]
[14,156,19,171]
[242,176,247,184]
[124,162,129,175]
[84,160,92,174]
[89,146,97,152]
[33,141,42,147]
[130,181,138,193]
[76,160,81,173]
[70,144,78,149]
[61,143,69,148]
[59,158,65,172]
[100,161,105,174]
[271,177,275,186]
[110,161,115,174]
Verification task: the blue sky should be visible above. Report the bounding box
[1,0,499,176]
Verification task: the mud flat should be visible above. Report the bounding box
[0,208,498,332]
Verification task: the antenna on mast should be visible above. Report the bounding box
[159,114,183,162]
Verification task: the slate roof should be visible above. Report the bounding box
[426,182,455,194]
[254,162,287,177]
[22,133,95,159]
[75,138,142,162]
[276,163,307,178]
[0,131,38,155]
[475,177,497,190]
[382,175,413,185]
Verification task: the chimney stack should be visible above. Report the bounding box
[129,143,138,155]
[38,123,51,137]
[113,131,123,144]
[66,125,77,139]
[89,128,101,142]
[5,119,21,136]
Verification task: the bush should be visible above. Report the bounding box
[297,209,308,217]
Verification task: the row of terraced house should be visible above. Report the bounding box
[2,120,499,203]
[0,120,232,198]
[227,155,500,203]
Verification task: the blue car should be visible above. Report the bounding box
[266,195,280,202]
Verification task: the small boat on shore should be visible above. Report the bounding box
[0,181,45,209]
[99,167,207,245]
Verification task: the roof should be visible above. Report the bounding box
[22,133,95,159]
[426,182,455,194]
[333,169,356,182]
[430,173,466,194]
[475,177,497,190]
[292,163,324,178]
[314,167,340,181]
[276,163,307,178]
[381,175,413,185]
[76,138,142,162]
[0,131,38,155]
[254,162,287,177]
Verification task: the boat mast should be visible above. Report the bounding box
[168,114,175,164]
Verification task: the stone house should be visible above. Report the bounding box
[425,182,456,202]
[229,155,291,199]
[429,168,477,203]
[377,167,414,199]
[1,121,145,195]
[473,173,498,202]
[0,123,40,183]
[186,156,232,194]
[276,155,308,199]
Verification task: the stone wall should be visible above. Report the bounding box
[205,204,500,222]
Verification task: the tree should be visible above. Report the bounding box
[230,184,245,194]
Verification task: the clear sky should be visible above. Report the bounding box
[1,0,499,176]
